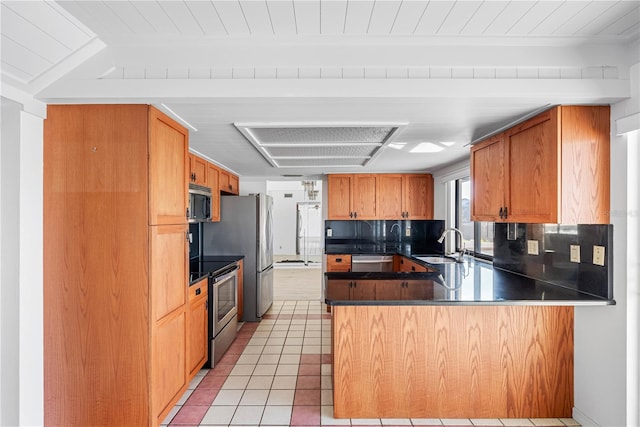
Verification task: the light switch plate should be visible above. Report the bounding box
[593,245,606,266]
[327,228,332,237]
[570,245,581,263]
[405,228,411,237]
[527,240,539,255]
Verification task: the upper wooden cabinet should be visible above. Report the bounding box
[327,174,377,219]
[328,173,433,220]
[188,153,207,186]
[149,107,189,226]
[220,169,239,195]
[44,105,190,427]
[471,105,610,224]
[378,174,434,220]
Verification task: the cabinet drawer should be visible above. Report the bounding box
[189,278,208,302]
[327,255,352,272]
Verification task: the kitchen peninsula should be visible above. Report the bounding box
[325,219,613,419]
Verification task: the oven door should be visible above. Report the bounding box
[213,265,238,335]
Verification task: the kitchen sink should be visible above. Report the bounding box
[415,256,457,264]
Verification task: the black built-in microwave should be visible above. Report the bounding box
[188,183,212,222]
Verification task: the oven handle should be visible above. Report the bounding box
[213,264,240,283]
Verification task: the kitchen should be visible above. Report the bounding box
[1,2,639,427]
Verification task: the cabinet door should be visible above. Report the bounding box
[375,280,404,300]
[352,174,377,219]
[403,174,433,219]
[506,111,559,223]
[326,280,352,301]
[149,107,189,225]
[377,174,404,219]
[327,175,353,219]
[188,280,208,378]
[403,281,434,300]
[207,164,220,221]
[151,224,188,322]
[351,281,376,300]
[189,154,207,186]
[229,174,239,195]
[219,170,239,194]
[471,135,506,221]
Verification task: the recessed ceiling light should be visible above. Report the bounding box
[440,141,456,147]
[410,142,444,153]
[388,142,407,150]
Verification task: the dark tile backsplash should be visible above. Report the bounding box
[325,220,445,254]
[493,223,613,299]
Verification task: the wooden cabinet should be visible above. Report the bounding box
[220,169,239,195]
[327,279,376,300]
[328,173,433,220]
[207,163,220,221]
[471,105,610,224]
[188,278,208,378]
[188,153,207,186]
[327,254,352,272]
[378,174,434,219]
[393,255,429,272]
[327,174,377,219]
[44,105,189,427]
[375,280,434,300]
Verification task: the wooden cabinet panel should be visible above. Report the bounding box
[207,163,220,221]
[220,169,239,195]
[351,281,376,300]
[352,174,377,219]
[327,175,353,219]
[395,256,428,273]
[151,224,188,322]
[188,279,208,378]
[149,108,189,225]
[327,254,352,272]
[470,134,506,221]
[189,153,207,186]
[377,174,403,219]
[403,174,434,219]
[326,280,352,301]
[375,280,404,300]
[471,106,610,224]
[152,310,187,424]
[332,305,574,418]
[329,173,433,220]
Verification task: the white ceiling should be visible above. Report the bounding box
[2,1,639,179]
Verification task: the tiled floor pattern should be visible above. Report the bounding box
[163,301,581,427]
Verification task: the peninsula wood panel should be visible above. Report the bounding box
[560,106,610,224]
[44,105,150,426]
[332,305,573,419]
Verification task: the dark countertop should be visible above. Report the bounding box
[189,255,244,285]
[325,256,614,306]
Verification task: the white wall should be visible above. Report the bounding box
[573,60,640,427]
[239,178,267,195]
[0,96,45,427]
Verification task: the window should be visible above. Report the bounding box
[453,176,493,259]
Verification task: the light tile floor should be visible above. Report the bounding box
[162,300,581,427]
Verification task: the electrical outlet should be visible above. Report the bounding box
[593,245,606,266]
[405,227,411,237]
[326,228,332,237]
[527,240,539,255]
[570,245,581,263]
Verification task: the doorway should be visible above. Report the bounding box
[296,202,322,265]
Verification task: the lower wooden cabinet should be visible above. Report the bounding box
[327,254,352,272]
[188,278,208,378]
[394,255,429,272]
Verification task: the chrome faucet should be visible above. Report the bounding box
[390,222,401,239]
[437,227,467,262]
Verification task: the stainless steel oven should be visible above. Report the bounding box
[210,262,239,365]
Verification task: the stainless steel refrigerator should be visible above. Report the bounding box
[202,194,274,321]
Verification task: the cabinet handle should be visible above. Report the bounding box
[504,207,508,219]
[411,266,415,271]
[186,207,190,219]
[349,212,353,218]
[499,207,504,219]
[195,288,201,296]
[354,212,358,219]
[336,258,342,262]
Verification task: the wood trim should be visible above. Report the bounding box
[332,305,573,419]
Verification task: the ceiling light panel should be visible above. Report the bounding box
[235,123,404,169]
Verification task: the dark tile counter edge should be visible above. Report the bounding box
[189,255,245,285]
